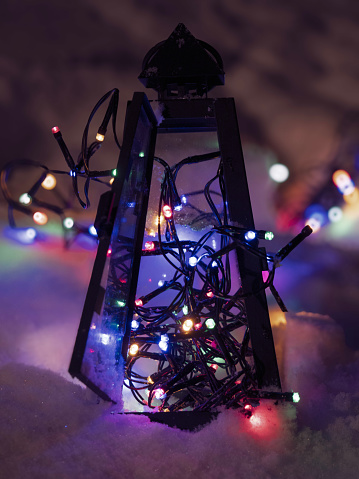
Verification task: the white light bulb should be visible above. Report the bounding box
[63,217,74,229]
[89,225,97,236]
[269,163,289,183]
[19,193,32,205]
[245,231,256,241]
[328,206,343,223]
[189,256,198,267]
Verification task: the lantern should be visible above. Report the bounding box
[69,24,299,429]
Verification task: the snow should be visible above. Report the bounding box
[1,229,359,478]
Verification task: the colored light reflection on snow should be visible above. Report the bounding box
[100,334,110,345]
[246,406,282,440]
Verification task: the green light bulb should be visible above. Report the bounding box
[139,152,145,158]
[182,305,188,315]
[265,231,274,241]
[292,392,300,403]
[117,300,126,307]
[205,318,216,329]
[112,169,117,177]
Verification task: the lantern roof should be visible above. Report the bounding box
[138,23,225,99]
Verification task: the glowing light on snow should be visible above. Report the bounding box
[249,414,262,427]
[100,334,110,345]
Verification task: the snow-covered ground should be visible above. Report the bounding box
[1,212,359,479]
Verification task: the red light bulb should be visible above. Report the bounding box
[135,299,143,307]
[145,241,155,251]
[162,205,172,219]
[52,126,60,134]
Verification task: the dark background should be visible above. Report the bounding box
[1,1,359,344]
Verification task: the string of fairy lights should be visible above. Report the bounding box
[98,146,311,412]
[0,89,120,247]
[0,88,316,414]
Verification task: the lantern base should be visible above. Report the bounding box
[118,411,220,431]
